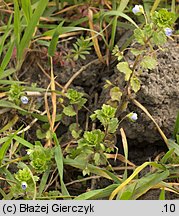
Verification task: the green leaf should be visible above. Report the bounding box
[140,56,157,70]
[48,21,64,56]
[0,100,27,113]
[0,14,12,57]
[63,105,76,117]
[160,148,175,164]
[38,168,51,196]
[130,76,141,93]
[21,0,32,24]
[14,135,34,149]
[110,87,122,102]
[117,62,132,81]
[131,48,144,56]
[134,28,145,45]
[64,158,119,181]
[103,10,139,28]
[53,133,70,199]
[0,41,14,75]
[152,31,167,46]
[108,118,119,134]
[168,139,179,156]
[173,111,179,139]
[0,135,14,165]
[117,170,169,200]
[75,184,119,200]
[159,188,165,200]
[18,0,48,60]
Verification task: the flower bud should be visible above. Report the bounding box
[132,5,144,15]
[128,112,138,121]
[164,27,173,36]
[21,181,27,190]
[21,96,29,104]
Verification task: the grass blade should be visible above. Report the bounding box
[0,100,27,112]
[103,10,139,29]
[53,133,70,198]
[150,0,162,14]
[173,111,179,139]
[130,170,169,200]
[0,135,14,165]
[0,15,12,57]
[13,135,34,149]
[0,41,15,75]
[64,158,119,181]
[159,188,165,200]
[18,0,48,60]
[48,21,64,56]
[0,68,16,80]
[75,184,119,200]
[38,168,51,196]
[14,0,21,51]
[109,161,165,199]
[21,0,32,24]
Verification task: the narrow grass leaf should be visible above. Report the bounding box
[160,149,175,164]
[64,158,118,180]
[38,168,51,196]
[0,80,24,85]
[0,100,27,112]
[150,0,162,14]
[21,0,32,24]
[0,68,16,79]
[48,22,64,56]
[130,170,169,200]
[109,161,165,199]
[0,41,14,75]
[173,111,179,139]
[14,0,21,50]
[54,133,70,198]
[0,15,12,57]
[13,135,34,149]
[0,115,19,133]
[120,128,128,180]
[168,139,179,156]
[103,11,139,29]
[18,0,48,60]
[159,188,165,200]
[117,0,130,12]
[75,184,119,200]
[0,135,14,165]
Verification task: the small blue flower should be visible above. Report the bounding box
[128,112,138,121]
[164,28,173,37]
[21,181,27,190]
[132,5,143,15]
[21,96,29,104]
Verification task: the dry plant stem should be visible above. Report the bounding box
[16,110,47,135]
[65,175,101,187]
[50,57,56,132]
[44,167,58,192]
[37,62,64,89]
[132,98,168,147]
[62,58,100,93]
[88,8,105,64]
[113,166,135,171]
